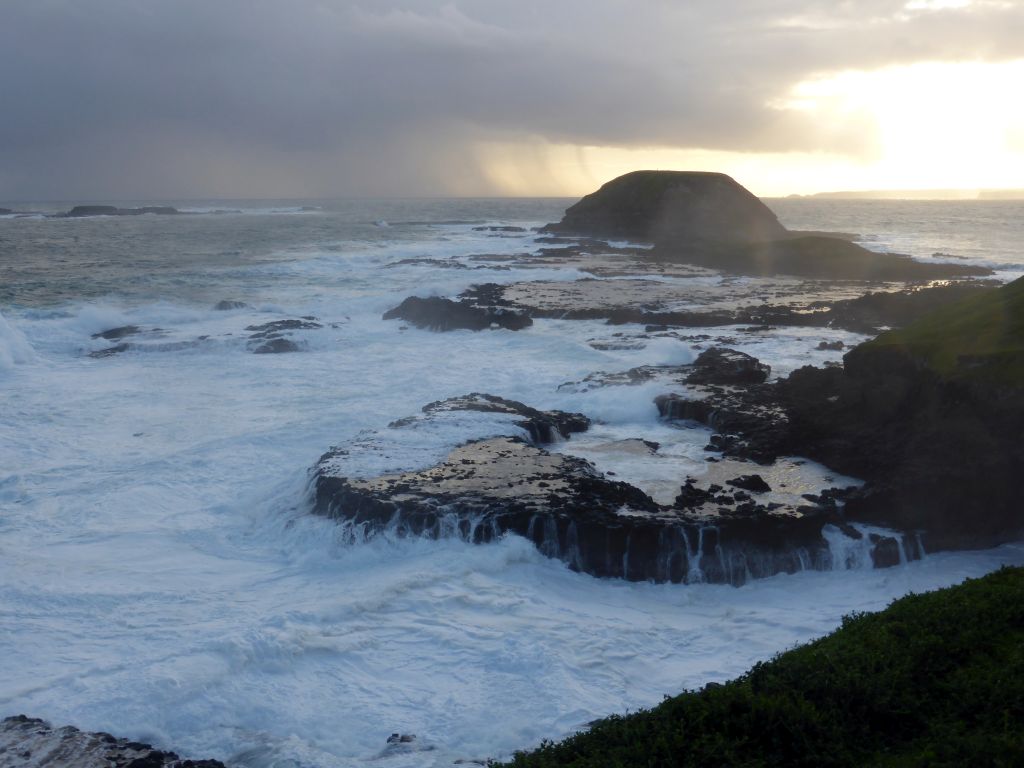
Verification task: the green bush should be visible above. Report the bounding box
[499,567,1024,767]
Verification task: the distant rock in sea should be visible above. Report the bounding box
[59,205,181,217]
[542,170,788,244]
[542,170,991,280]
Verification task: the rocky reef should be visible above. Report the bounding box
[0,716,224,767]
[312,391,915,585]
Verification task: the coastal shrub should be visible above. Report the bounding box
[499,567,1024,767]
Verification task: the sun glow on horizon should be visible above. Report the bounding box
[476,59,1024,198]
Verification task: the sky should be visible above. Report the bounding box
[1,0,1022,200]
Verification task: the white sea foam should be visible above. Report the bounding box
[0,309,35,371]
[1,205,1022,767]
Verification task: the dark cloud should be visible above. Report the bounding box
[0,0,1020,198]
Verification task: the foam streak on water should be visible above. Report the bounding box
[1,199,1023,766]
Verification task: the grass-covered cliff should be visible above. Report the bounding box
[852,273,1024,384]
[499,567,1024,768]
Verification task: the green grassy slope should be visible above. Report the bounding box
[499,567,1024,768]
[860,275,1024,383]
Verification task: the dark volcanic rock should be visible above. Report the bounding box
[89,343,131,358]
[0,715,225,768]
[727,474,772,493]
[314,434,855,584]
[687,347,771,385]
[245,318,322,338]
[656,278,1024,553]
[817,340,845,351]
[473,225,527,233]
[542,171,788,244]
[421,393,590,443]
[383,296,532,332]
[245,317,321,353]
[213,299,247,311]
[312,393,903,585]
[251,338,302,354]
[91,325,141,341]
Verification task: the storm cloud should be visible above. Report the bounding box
[1,0,1020,198]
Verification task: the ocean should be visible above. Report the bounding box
[1,198,1023,766]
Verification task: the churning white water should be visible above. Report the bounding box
[1,199,1023,766]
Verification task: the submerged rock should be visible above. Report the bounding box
[383,296,532,332]
[91,325,141,341]
[213,299,247,311]
[251,337,302,354]
[0,715,224,768]
[245,317,321,354]
[89,343,131,358]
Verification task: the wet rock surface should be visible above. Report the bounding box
[212,299,247,311]
[312,392,911,585]
[687,348,770,385]
[245,317,322,353]
[418,393,590,443]
[383,296,532,332]
[457,276,995,336]
[0,716,224,768]
[656,341,1024,552]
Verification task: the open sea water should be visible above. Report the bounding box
[1,198,1023,766]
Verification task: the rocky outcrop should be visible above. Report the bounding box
[311,393,913,585]
[59,205,181,217]
[245,317,321,354]
[417,393,590,443]
[655,282,1024,552]
[686,348,770,385]
[383,296,532,331]
[539,170,989,280]
[0,716,224,768]
[542,171,788,244]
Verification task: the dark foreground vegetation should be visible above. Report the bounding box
[500,567,1024,768]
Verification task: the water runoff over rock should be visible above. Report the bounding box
[2,197,1024,766]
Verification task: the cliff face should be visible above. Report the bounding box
[543,170,788,244]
